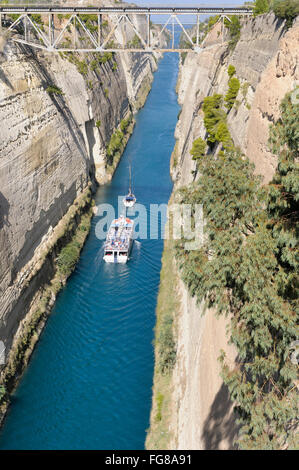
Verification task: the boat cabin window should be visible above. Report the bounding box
[105,251,113,256]
[119,252,127,256]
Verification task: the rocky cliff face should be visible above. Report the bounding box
[0,19,162,366]
[174,13,299,185]
[160,13,298,450]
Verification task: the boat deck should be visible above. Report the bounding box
[104,217,134,253]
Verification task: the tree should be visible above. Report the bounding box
[253,0,270,16]
[225,77,241,110]
[267,88,299,300]
[202,94,227,144]
[215,121,232,148]
[272,0,299,27]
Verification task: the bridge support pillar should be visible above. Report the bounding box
[147,13,150,48]
[98,13,102,48]
[25,14,27,42]
[49,14,54,48]
[196,13,200,46]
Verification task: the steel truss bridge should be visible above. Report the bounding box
[0,6,253,53]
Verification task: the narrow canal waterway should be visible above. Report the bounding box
[0,52,180,450]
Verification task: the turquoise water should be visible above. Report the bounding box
[0,52,180,450]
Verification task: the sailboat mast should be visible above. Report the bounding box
[129,164,132,194]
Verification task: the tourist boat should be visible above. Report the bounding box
[103,215,134,263]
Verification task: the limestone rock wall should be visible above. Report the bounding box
[174,13,299,185]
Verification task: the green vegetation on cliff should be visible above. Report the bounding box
[225,77,240,110]
[252,0,299,28]
[176,90,299,449]
[106,114,134,170]
[272,0,299,27]
[46,85,63,96]
[228,64,236,78]
[224,16,241,50]
[202,94,227,145]
[106,130,124,163]
[190,137,207,161]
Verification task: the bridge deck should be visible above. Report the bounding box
[0,6,253,15]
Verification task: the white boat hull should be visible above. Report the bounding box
[103,254,128,264]
[123,199,136,208]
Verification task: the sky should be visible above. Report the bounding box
[129,1,248,25]
[131,1,246,6]
[1,1,248,7]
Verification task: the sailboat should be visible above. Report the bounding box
[123,160,136,208]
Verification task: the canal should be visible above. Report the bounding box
[0,52,180,449]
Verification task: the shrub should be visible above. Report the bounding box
[120,116,132,133]
[272,0,299,27]
[128,34,142,48]
[90,59,98,72]
[57,242,81,275]
[75,60,88,76]
[208,15,220,30]
[8,14,20,22]
[106,130,124,160]
[155,392,164,422]
[0,385,6,402]
[78,14,98,33]
[202,94,227,144]
[99,52,113,64]
[241,82,250,99]
[46,85,63,95]
[228,64,236,78]
[96,120,101,128]
[190,137,207,160]
[157,313,176,374]
[31,14,43,27]
[225,77,240,110]
[181,52,188,65]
